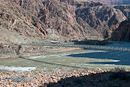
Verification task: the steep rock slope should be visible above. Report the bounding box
[111,19,130,41]
[0,0,49,58]
[6,0,130,41]
[0,0,47,44]
[12,0,128,40]
[76,2,127,38]
[114,5,130,18]
[12,0,103,40]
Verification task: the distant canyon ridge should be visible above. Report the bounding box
[0,0,130,44]
[87,0,130,5]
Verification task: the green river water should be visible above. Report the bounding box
[0,49,130,72]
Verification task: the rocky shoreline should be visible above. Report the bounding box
[0,43,81,59]
[0,69,130,87]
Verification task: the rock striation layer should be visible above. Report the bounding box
[0,0,129,42]
[76,2,127,38]
[11,0,128,40]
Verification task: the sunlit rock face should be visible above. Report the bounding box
[0,0,128,42]
[114,5,130,18]
[11,0,103,40]
[0,0,130,59]
[11,0,128,40]
[76,2,127,38]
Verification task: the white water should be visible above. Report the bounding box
[27,53,68,59]
[0,66,36,72]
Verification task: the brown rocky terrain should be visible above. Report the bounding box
[114,5,130,18]
[0,0,47,44]
[111,19,130,41]
[76,2,127,38]
[0,0,48,58]
[11,0,128,40]
[12,0,102,41]
[0,69,130,87]
[0,1,130,87]
[0,0,130,58]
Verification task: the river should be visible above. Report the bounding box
[0,42,130,72]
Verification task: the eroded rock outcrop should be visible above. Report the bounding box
[111,19,130,41]
[76,2,127,38]
[12,0,102,40]
[2,0,130,42]
[0,0,129,58]
[0,0,48,58]
[0,0,47,44]
[114,5,130,18]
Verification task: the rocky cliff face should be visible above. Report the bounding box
[11,0,129,40]
[0,0,48,58]
[0,0,47,44]
[114,5,130,18]
[76,2,127,38]
[12,0,102,41]
[111,19,130,41]
[1,0,130,42]
[0,0,129,58]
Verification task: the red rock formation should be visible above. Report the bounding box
[12,0,128,40]
[0,0,47,44]
[76,2,127,38]
[6,0,130,41]
[111,19,130,41]
[12,0,102,40]
[114,5,130,18]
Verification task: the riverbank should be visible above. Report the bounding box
[1,41,130,59]
[0,46,81,59]
[0,69,130,87]
[1,48,130,72]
